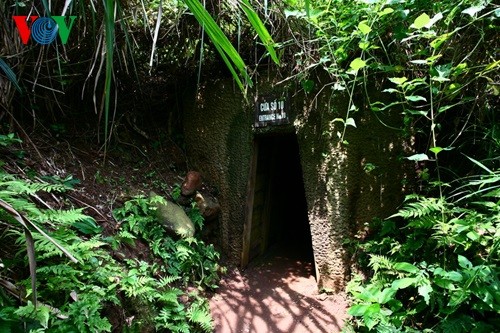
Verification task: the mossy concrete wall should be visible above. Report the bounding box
[183,74,411,290]
[183,81,254,258]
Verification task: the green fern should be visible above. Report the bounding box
[157,288,183,304]
[188,301,214,332]
[368,254,394,273]
[390,195,446,219]
[35,208,89,225]
[158,276,181,288]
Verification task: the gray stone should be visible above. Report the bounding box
[152,195,195,238]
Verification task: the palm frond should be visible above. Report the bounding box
[0,58,22,93]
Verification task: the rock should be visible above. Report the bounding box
[181,171,202,196]
[152,195,195,238]
[195,191,221,221]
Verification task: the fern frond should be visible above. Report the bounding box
[2,180,68,195]
[158,276,181,287]
[369,254,394,273]
[188,302,213,332]
[36,208,88,225]
[157,288,182,304]
[390,196,445,219]
[0,194,42,217]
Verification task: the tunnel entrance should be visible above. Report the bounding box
[242,134,314,271]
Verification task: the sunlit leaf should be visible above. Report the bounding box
[405,95,427,102]
[418,284,433,305]
[457,255,472,269]
[406,153,430,161]
[350,57,367,71]
[410,59,428,65]
[358,21,372,34]
[359,41,370,50]
[412,13,430,29]
[429,147,443,155]
[426,12,443,28]
[462,5,485,17]
[348,304,369,316]
[377,288,396,304]
[394,262,419,273]
[388,77,408,85]
[392,277,418,289]
[346,118,357,128]
[378,7,394,17]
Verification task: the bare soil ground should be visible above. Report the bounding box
[210,244,349,333]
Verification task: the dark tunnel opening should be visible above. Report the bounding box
[247,134,314,268]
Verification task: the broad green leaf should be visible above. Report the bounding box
[333,118,345,124]
[392,277,418,289]
[364,304,381,330]
[377,288,397,304]
[412,13,430,29]
[378,7,394,17]
[406,153,430,161]
[358,21,372,34]
[359,41,370,50]
[457,255,472,269]
[394,262,419,274]
[446,271,464,282]
[388,77,408,85]
[431,33,451,50]
[426,54,442,64]
[346,118,357,128]
[431,63,452,82]
[418,283,433,305]
[429,147,443,154]
[434,278,455,290]
[466,230,480,241]
[426,12,443,28]
[405,95,427,102]
[449,290,470,307]
[350,58,367,71]
[348,304,369,316]
[462,5,485,17]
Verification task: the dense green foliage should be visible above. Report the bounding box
[280,0,499,332]
[345,184,500,332]
[0,137,220,332]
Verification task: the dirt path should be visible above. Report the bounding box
[210,245,349,333]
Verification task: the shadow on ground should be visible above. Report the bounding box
[210,244,349,333]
